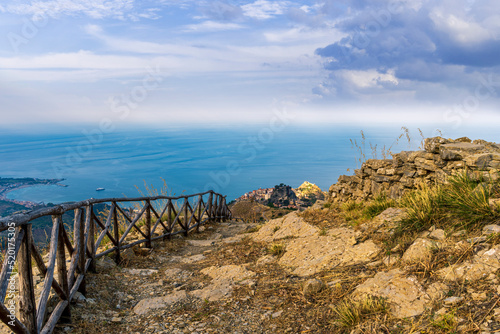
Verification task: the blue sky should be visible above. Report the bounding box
[1,0,500,127]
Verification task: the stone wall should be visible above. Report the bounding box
[329,137,500,202]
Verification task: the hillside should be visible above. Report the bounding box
[3,136,500,334]
[48,189,500,333]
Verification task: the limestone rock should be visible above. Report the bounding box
[180,254,206,264]
[96,257,117,271]
[426,282,448,301]
[191,265,256,301]
[302,279,325,297]
[429,229,446,240]
[353,269,429,318]
[121,248,137,261]
[367,207,407,232]
[190,282,234,302]
[440,142,484,156]
[489,199,500,211]
[383,254,401,267]
[133,290,188,315]
[401,238,438,263]
[437,245,500,282]
[339,240,381,265]
[165,268,193,281]
[200,265,256,283]
[278,228,357,276]
[72,291,86,304]
[187,239,217,247]
[425,137,451,153]
[251,212,318,242]
[465,153,497,169]
[444,296,464,306]
[483,224,500,235]
[256,254,277,266]
[122,268,158,276]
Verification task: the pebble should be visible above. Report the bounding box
[444,296,464,306]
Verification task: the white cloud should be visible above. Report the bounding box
[241,0,289,20]
[182,20,245,32]
[264,26,342,44]
[2,0,152,20]
[430,10,492,45]
[340,69,399,89]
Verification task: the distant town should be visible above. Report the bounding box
[0,177,66,216]
[235,181,326,209]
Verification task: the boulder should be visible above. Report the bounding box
[353,269,429,318]
[401,238,438,263]
[251,212,318,242]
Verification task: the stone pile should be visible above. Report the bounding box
[329,136,500,202]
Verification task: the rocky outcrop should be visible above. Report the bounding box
[437,244,500,282]
[353,269,447,319]
[268,183,298,207]
[250,212,381,276]
[295,181,326,205]
[329,137,500,202]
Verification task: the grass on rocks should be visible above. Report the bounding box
[399,171,500,233]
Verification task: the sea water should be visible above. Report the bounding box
[1,124,498,204]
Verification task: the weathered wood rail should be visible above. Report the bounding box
[0,191,231,334]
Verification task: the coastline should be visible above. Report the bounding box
[0,178,66,209]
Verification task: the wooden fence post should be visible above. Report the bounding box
[212,195,218,222]
[87,206,96,273]
[207,192,213,222]
[56,218,71,323]
[18,225,37,333]
[221,197,227,222]
[183,198,189,237]
[196,195,202,232]
[145,201,151,248]
[113,204,120,264]
[216,195,222,222]
[78,209,86,295]
[164,200,172,241]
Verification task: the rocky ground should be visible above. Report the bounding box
[6,202,500,334]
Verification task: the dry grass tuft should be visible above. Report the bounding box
[331,296,389,329]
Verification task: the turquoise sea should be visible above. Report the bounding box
[1,124,498,204]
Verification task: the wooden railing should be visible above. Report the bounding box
[0,191,231,334]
